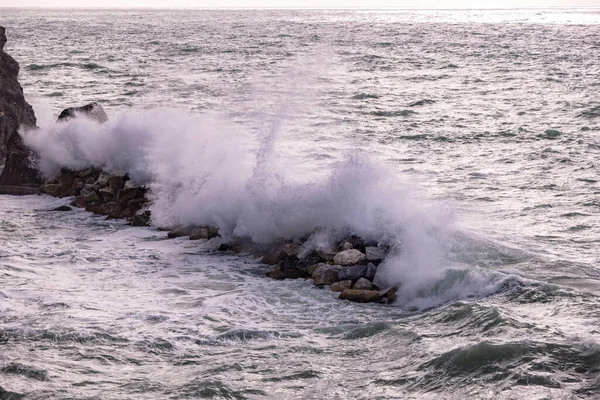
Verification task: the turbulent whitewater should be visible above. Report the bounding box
[1,8,600,399]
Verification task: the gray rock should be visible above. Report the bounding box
[83,190,99,203]
[57,102,108,123]
[331,280,352,292]
[282,242,300,257]
[337,264,367,282]
[333,249,366,266]
[353,277,373,290]
[338,241,353,251]
[316,248,336,262]
[267,265,309,280]
[364,263,378,281]
[189,227,209,240]
[95,173,111,187]
[98,186,115,201]
[52,205,72,212]
[123,180,141,190]
[339,289,382,303]
[365,246,386,263]
[312,264,342,286]
[167,225,197,238]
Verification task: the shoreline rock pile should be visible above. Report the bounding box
[0,24,398,305]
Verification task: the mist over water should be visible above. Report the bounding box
[2,8,600,399]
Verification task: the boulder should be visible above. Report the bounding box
[364,263,378,281]
[51,205,72,212]
[331,280,352,292]
[167,225,197,238]
[282,242,300,257]
[57,102,108,123]
[333,249,366,266]
[312,264,342,286]
[380,285,400,304]
[266,265,309,280]
[130,208,151,227]
[338,235,367,253]
[353,277,373,291]
[0,384,24,399]
[336,264,367,282]
[0,26,41,190]
[316,248,336,262]
[261,247,287,265]
[338,241,353,251]
[101,202,123,219]
[70,195,87,208]
[98,186,115,201]
[365,246,386,264]
[339,289,382,303]
[189,227,209,240]
[83,190,100,203]
[107,175,122,191]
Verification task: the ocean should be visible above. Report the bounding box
[1,8,600,399]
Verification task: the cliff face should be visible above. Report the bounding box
[0,25,41,188]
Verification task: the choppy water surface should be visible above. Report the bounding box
[1,8,600,399]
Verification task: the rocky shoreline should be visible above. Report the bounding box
[40,157,398,304]
[0,25,398,305]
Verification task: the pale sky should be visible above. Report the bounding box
[1,0,599,8]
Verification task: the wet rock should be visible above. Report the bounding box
[353,277,373,291]
[57,102,108,123]
[189,227,209,240]
[95,173,111,187]
[331,280,352,292]
[297,250,322,271]
[107,175,122,191]
[40,183,63,197]
[316,248,336,262]
[338,235,367,253]
[279,255,301,271]
[408,99,435,107]
[123,180,141,190]
[101,202,123,219]
[70,195,87,208]
[282,242,300,257]
[126,198,146,212]
[337,264,367,282]
[130,208,151,227]
[364,263,378,281]
[266,265,309,280]
[0,385,24,399]
[52,205,72,212]
[98,186,115,201]
[339,289,382,303]
[365,246,386,264]
[380,285,400,304]
[333,249,366,266]
[117,186,146,207]
[0,26,41,190]
[167,225,197,238]
[312,264,342,286]
[338,241,353,251]
[261,247,286,265]
[83,190,100,203]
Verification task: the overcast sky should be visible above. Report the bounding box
[1,0,599,8]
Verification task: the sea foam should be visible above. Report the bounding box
[23,103,513,308]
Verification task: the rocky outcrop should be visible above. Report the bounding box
[58,102,108,123]
[0,26,41,191]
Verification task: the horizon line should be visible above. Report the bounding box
[1,5,599,10]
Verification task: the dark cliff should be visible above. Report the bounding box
[0,25,42,190]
